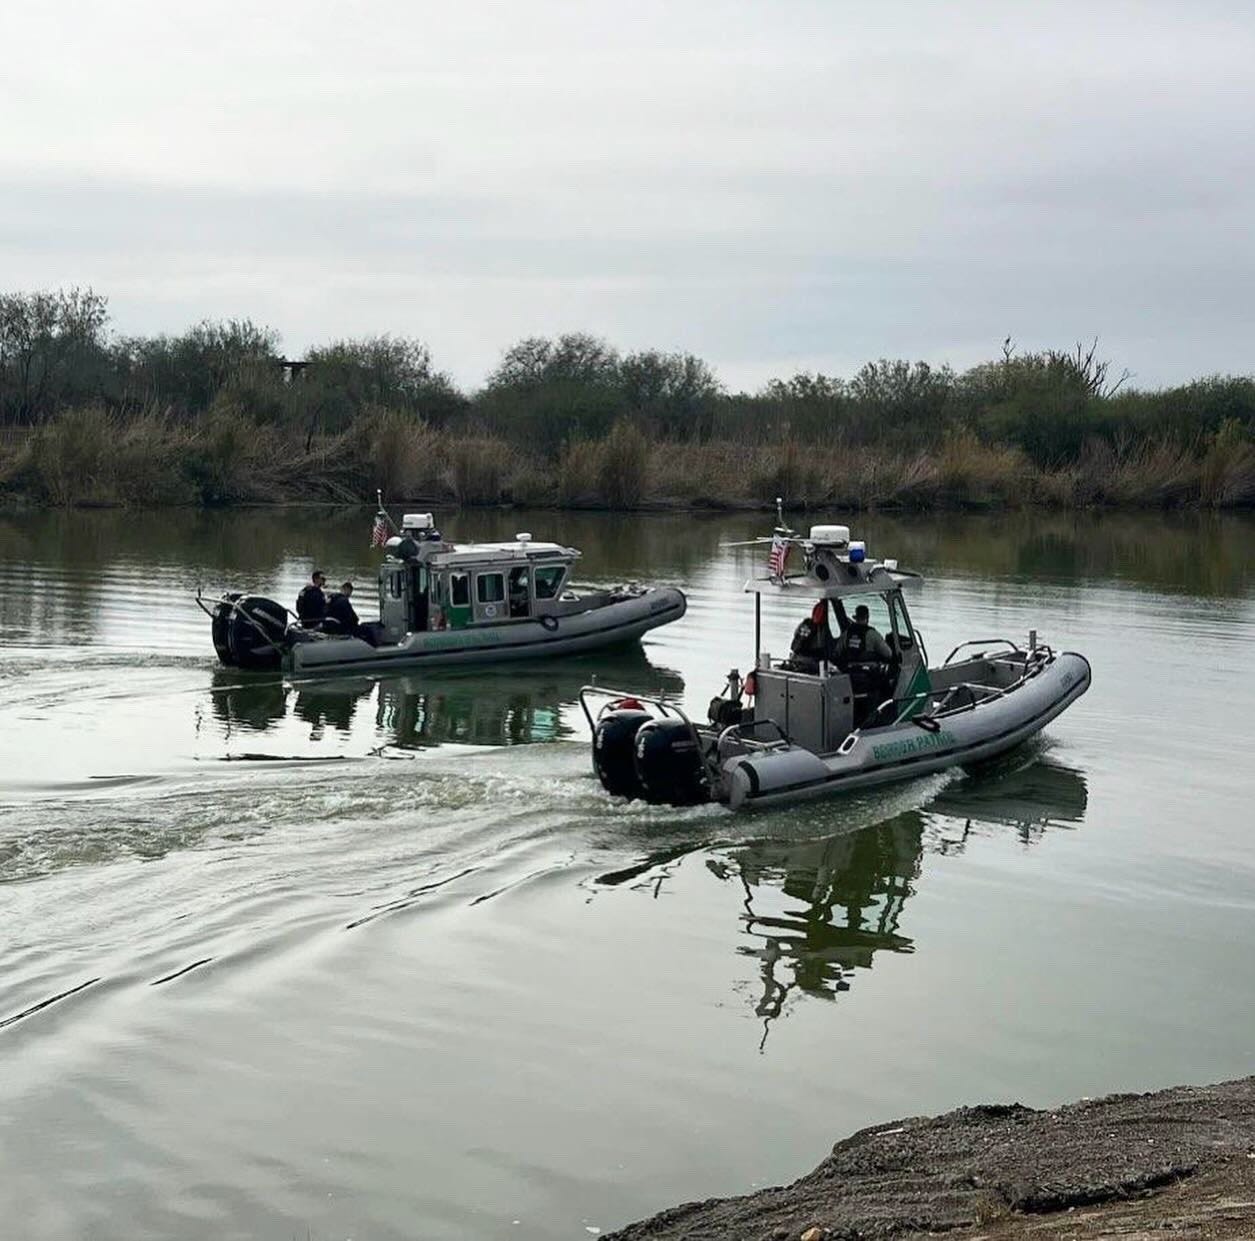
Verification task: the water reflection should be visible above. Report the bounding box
[210,671,289,733]
[728,817,921,1046]
[2,508,1252,657]
[930,749,1089,847]
[209,650,683,750]
[597,756,1088,1043]
[727,758,1087,1039]
[858,509,1255,598]
[294,678,373,737]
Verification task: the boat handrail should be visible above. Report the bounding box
[716,718,788,751]
[196,589,292,657]
[989,643,1055,671]
[934,680,1014,714]
[579,683,723,790]
[942,637,1021,666]
[869,672,1029,731]
[578,683,687,730]
[870,688,939,728]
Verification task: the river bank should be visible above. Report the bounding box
[3,408,1255,512]
[607,1076,1255,1240]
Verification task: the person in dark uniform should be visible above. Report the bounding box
[325,581,361,637]
[785,598,832,672]
[295,570,327,628]
[831,600,893,667]
[832,599,896,725]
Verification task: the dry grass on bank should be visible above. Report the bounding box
[1,406,1253,511]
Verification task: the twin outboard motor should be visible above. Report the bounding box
[212,594,290,671]
[592,704,709,806]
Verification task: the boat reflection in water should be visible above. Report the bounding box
[927,747,1090,847]
[598,753,1087,1044]
[209,648,683,751]
[733,755,1087,1041]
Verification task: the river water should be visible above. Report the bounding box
[2,507,1253,1240]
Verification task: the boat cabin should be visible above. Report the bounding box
[376,513,580,639]
[746,525,930,752]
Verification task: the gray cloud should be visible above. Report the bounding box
[2,0,1253,389]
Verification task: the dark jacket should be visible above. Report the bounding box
[295,583,326,627]
[832,599,893,666]
[832,623,893,666]
[325,592,360,636]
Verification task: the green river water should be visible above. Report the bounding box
[1,507,1253,1240]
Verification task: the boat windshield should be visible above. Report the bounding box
[848,593,892,638]
[534,565,566,599]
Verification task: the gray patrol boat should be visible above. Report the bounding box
[582,515,1091,811]
[204,512,686,675]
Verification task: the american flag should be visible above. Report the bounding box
[371,511,392,547]
[768,533,791,578]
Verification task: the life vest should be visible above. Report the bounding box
[843,624,881,667]
[791,618,825,660]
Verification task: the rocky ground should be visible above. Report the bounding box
[606,1077,1255,1240]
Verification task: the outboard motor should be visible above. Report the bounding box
[633,719,709,806]
[593,704,652,799]
[226,596,290,671]
[211,592,243,665]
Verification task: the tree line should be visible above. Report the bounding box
[3,286,1254,476]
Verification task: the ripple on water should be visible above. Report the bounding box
[3,508,1255,1241]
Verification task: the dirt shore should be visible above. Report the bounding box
[606,1077,1255,1240]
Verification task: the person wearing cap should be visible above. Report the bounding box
[830,599,893,668]
[295,570,327,628]
[831,598,897,726]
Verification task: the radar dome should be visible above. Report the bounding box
[809,524,850,546]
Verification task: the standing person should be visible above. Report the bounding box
[832,598,897,726]
[295,570,327,628]
[325,581,360,637]
[831,599,893,668]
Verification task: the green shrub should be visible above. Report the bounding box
[181,411,271,505]
[26,406,122,504]
[597,419,650,507]
[748,437,824,507]
[556,438,603,506]
[1200,418,1255,506]
[447,438,514,504]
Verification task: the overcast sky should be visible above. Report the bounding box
[2,1,1252,390]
